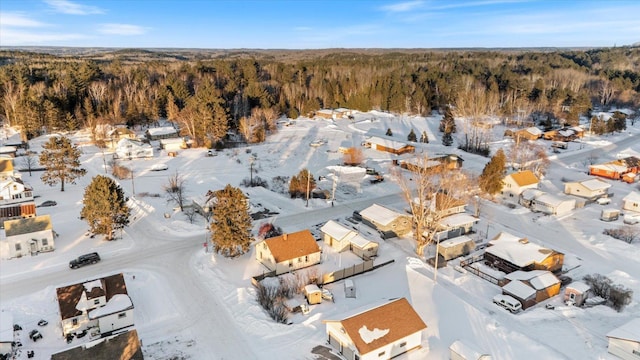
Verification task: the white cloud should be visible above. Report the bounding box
[98,23,148,35]
[0,12,47,27]
[44,0,104,15]
[379,1,424,13]
[0,29,87,45]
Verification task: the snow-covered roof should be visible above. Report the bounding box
[504,270,559,290]
[159,137,186,144]
[438,213,479,228]
[439,235,474,249]
[567,281,591,293]
[359,204,405,226]
[4,214,52,236]
[349,234,376,249]
[88,294,133,319]
[368,136,412,151]
[449,340,489,359]
[521,188,545,201]
[147,126,178,136]
[487,232,556,267]
[503,280,536,299]
[607,318,640,342]
[0,311,13,343]
[579,178,611,191]
[303,284,321,294]
[320,220,356,241]
[590,163,628,173]
[534,193,573,207]
[359,325,389,344]
[83,279,103,293]
[317,109,333,115]
[525,127,542,136]
[558,129,574,137]
[623,191,640,203]
[116,138,151,149]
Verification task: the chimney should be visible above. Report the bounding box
[283,233,287,241]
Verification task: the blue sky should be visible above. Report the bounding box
[1,0,639,49]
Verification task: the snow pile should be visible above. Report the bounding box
[358,325,389,344]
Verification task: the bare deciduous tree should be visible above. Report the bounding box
[21,151,38,177]
[506,140,550,177]
[163,171,187,211]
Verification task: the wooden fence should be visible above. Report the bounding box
[460,255,506,286]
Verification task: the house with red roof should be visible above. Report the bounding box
[255,229,322,275]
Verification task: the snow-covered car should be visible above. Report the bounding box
[29,329,42,341]
[623,213,640,225]
[150,163,169,171]
[596,197,611,205]
[493,294,522,313]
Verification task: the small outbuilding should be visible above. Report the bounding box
[601,208,620,222]
[449,340,492,360]
[564,178,612,200]
[622,191,640,214]
[344,279,356,298]
[359,204,411,238]
[606,318,640,360]
[530,192,576,216]
[303,284,322,305]
[320,220,357,252]
[564,281,592,306]
[437,235,476,261]
[349,234,379,260]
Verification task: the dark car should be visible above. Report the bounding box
[37,200,57,208]
[69,252,101,269]
[29,329,42,341]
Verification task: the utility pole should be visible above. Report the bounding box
[305,169,310,207]
[249,156,255,186]
[131,170,135,197]
[331,171,338,205]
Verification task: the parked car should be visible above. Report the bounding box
[29,329,42,341]
[37,319,48,327]
[37,200,57,208]
[623,213,640,225]
[493,294,522,313]
[69,252,101,269]
[150,163,169,171]
[596,197,611,205]
[321,289,334,302]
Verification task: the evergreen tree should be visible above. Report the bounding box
[386,128,393,136]
[407,129,417,142]
[288,169,315,198]
[442,132,453,146]
[479,149,506,196]
[39,136,87,192]
[80,175,130,240]
[420,131,429,143]
[439,106,456,133]
[209,184,252,257]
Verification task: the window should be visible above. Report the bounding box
[42,239,48,246]
[305,255,309,262]
[378,351,386,357]
[72,318,78,325]
[118,313,127,319]
[15,243,21,251]
[93,299,100,305]
[289,261,293,267]
[400,341,407,348]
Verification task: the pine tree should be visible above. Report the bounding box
[209,184,252,257]
[289,169,315,198]
[479,149,506,196]
[407,129,417,142]
[421,131,429,143]
[439,106,456,133]
[80,175,130,240]
[442,132,453,146]
[386,128,393,136]
[39,136,87,192]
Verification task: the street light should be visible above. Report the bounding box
[249,156,256,186]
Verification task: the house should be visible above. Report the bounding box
[483,232,564,274]
[366,137,415,155]
[145,126,179,141]
[255,230,322,275]
[622,191,640,213]
[614,156,640,174]
[519,188,545,208]
[589,163,628,180]
[513,127,542,141]
[437,235,476,261]
[564,281,592,307]
[564,178,612,200]
[433,213,479,241]
[359,204,412,239]
[501,270,561,309]
[3,214,54,258]
[0,311,12,357]
[530,192,575,216]
[321,220,357,252]
[323,298,427,360]
[0,201,36,227]
[56,273,134,337]
[51,329,144,360]
[0,146,17,158]
[428,192,467,219]
[315,109,335,119]
[606,318,640,360]
[401,155,464,173]
[349,234,379,260]
[0,158,17,181]
[107,127,137,147]
[159,137,187,151]
[0,177,33,206]
[501,170,539,199]
[113,138,154,159]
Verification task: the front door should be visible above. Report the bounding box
[30,242,37,254]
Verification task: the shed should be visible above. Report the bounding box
[449,340,492,360]
[564,281,591,306]
[437,235,475,261]
[349,234,378,260]
[601,208,620,222]
[304,284,322,305]
[344,279,356,298]
[622,191,640,214]
[320,220,357,252]
[607,318,640,360]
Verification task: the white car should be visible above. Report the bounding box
[596,198,611,205]
[623,213,640,225]
[493,294,522,313]
[150,163,169,171]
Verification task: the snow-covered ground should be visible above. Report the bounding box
[0,111,639,360]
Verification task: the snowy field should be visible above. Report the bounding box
[1,110,639,360]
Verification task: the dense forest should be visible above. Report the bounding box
[0,47,638,148]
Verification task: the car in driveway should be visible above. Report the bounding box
[29,329,43,341]
[150,163,169,171]
[493,294,522,313]
[69,252,101,269]
[37,200,57,208]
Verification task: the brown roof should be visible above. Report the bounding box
[434,193,465,211]
[263,229,321,263]
[508,170,539,187]
[57,273,128,320]
[51,329,143,360]
[338,298,426,355]
[0,158,13,173]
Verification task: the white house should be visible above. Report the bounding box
[56,273,134,337]
[145,126,179,140]
[113,138,154,159]
[323,298,427,360]
[320,220,357,252]
[530,192,576,216]
[159,137,187,152]
[255,230,322,275]
[622,191,640,213]
[3,214,54,258]
[501,170,539,200]
[0,311,12,357]
[564,178,612,200]
[0,177,33,206]
[359,204,412,238]
[606,318,640,360]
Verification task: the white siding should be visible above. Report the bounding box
[360,332,423,360]
[97,309,135,334]
[608,338,640,360]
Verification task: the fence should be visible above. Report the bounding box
[460,255,506,286]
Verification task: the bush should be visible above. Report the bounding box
[271,176,289,195]
[583,273,633,312]
[603,226,639,244]
[112,164,131,180]
[241,176,269,188]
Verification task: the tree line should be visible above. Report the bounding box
[1,47,639,147]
